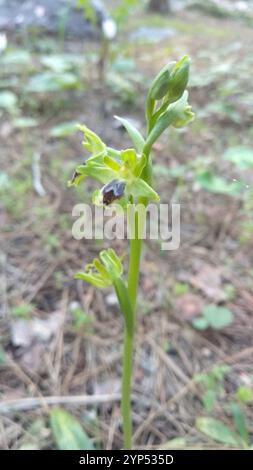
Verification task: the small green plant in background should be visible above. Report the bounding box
[194,365,230,412]
[192,304,234,331]
[196,387,253,449]
[194,366,253,449]
[70,306,94,332]
[68,55,194,449]
[50,408,94,450]
[10,303,34,319]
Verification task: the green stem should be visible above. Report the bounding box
[121,208,142,449]
[121,144,153,449]
[128,234,142,308]
[121,325,134,449]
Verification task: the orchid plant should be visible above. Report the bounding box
[69,55,194,449]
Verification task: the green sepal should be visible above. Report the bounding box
[75,271,111,289]
[75,162,115,184]
[126,178,159,201]
[77,124,106,162]
[75,249,123,289]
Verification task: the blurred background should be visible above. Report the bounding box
[0,0,253,450]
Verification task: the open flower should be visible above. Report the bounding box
[68,126,160,205]
[75,248,123,288]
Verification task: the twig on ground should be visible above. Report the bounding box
[0,393,121,414]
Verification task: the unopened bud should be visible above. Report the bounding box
[167,55,190,103]
[149,61,176,100]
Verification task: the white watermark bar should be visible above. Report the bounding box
[72,203,180,251]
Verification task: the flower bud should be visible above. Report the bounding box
[149,61,176,100]
[144,91,194,154]
[167,55,190,103]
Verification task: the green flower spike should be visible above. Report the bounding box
[68,55,194,450]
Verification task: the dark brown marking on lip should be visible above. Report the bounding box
[102,179,126,205]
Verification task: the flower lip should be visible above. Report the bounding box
[102,179,126,205]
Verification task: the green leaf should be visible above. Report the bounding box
[0,91,18,111]
[236,386,253,404]
[0,172,10,189]
[211,365,230,380]
[50,408,94,450]
[11,303,34,318]
[202,389,217,411]
[196,171,243,196]
[13,117,38,128]
[192,317,208,330]
[41,55,75,73]
[27,72,80,93]
[159,437,186,450]
[203,304,233,329]
[196,417,239,447]
[229,402,249,445]
[50,121,78,138]
[0,50,31,66]
[223,146,253,170]
[114,116,145,153]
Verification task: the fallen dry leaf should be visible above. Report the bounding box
[174,293,205,321]
[189,264,226,302]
